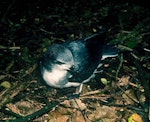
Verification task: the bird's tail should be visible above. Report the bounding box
[84,30,118,60]
[84,31,106,55]
[102,43,118,60]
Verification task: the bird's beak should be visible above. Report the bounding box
[67,65,75,72]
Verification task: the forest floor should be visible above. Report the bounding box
[0,0,150,122]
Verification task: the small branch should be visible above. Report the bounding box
[40,28,65,42]
[144,48,150,52]
[80,89,104,96]
[129,53,150,112]
[141,32,150,37]
[0,45,20,50]
[117,44,133,51]
[22,64,37,77]
[106,103,146,114]
[115,53,142,104]
[115,53,123,81]
[0,70,17,80]
[7,101,60,122]
[0,82,29,108]
[117,85,140,104]
[39,28,55,35]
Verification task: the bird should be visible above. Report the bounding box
[39,31,118,95]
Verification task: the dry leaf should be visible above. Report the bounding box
[118,76,130,86]
[88,105,117,121]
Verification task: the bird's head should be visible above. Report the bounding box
[41,44,74,72]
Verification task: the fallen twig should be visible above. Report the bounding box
[6,101,60,122]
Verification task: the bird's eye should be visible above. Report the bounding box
[53,60,65,65]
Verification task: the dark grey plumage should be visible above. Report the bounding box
[39,31,118,93]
